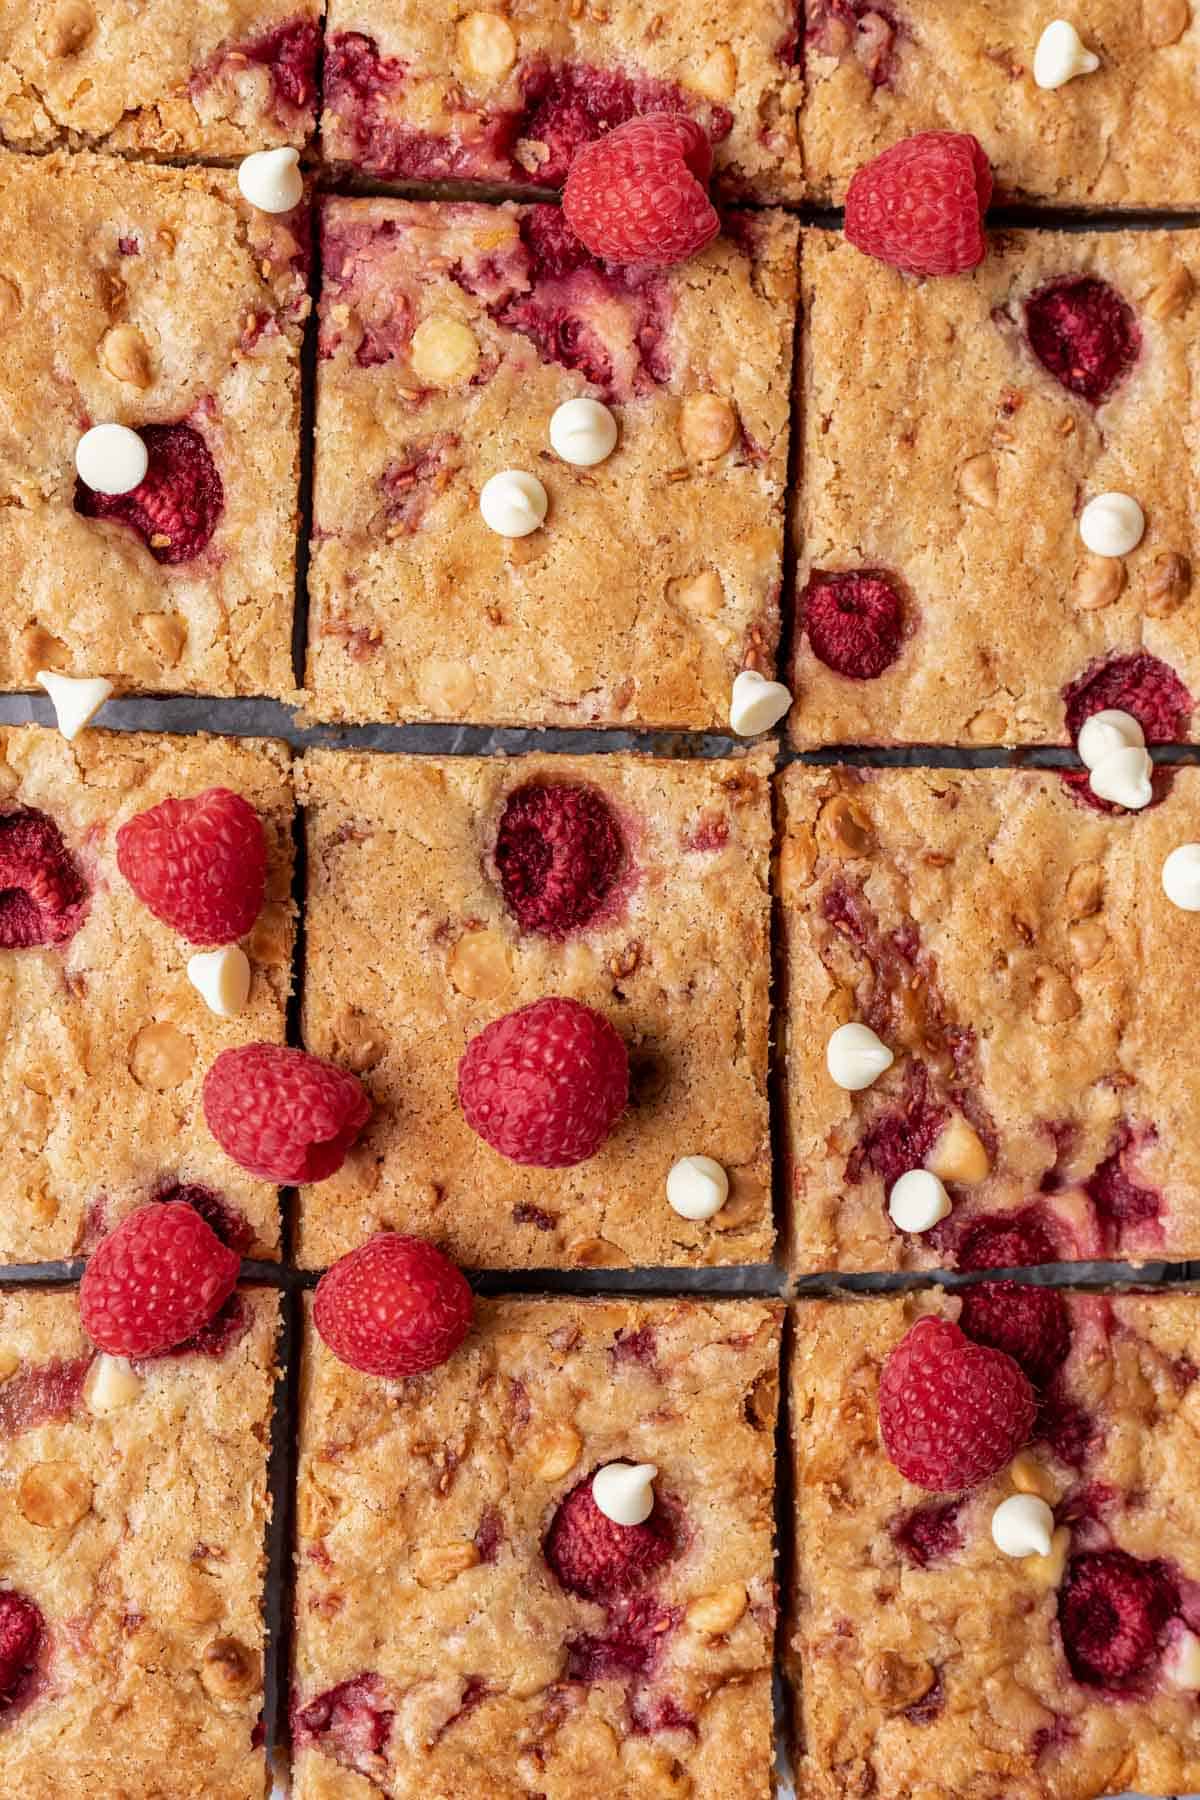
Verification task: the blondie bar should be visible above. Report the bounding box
[779,764,1200,1272]
[0,1284,278,1800]
[296,748,773,1268]
[788,1290,1200,1800]
[801,1,1200,208]
[293,1296,781,1798]
[0,2,320,157]
[0,725,294,1265]
[306,198,797,729]
[791,227,1199,748]
[321,0,802,199]
[0,152,307,701]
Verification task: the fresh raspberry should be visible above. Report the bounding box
[293,1673,394,1766]
[958,1282,1072,1390]
[0,1591,42,1708]
[79,1202,240,1358]
[803,570,905,680]
[563,114,719,267]
[889,1499,963,1567]
[1063,652,1193,747]
[544,1474,677,1599]
[157,1183,255,1255]
[954,1206,1059,1272]
[494,784,624,937]
[1058,1551,1178,1690]
[1024,277,1139,406]
[0,808,88,948]
[202,1044,371,1184]
[457,998,628,1168]
[76,422,223,565]
[313,1234,473,1379]
[116,787,266,945]
[878,1316,1036,1491]
[518,60,731,188]
[845,131,992,277]
[161,1292,250,1361]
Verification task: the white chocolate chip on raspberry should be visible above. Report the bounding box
[666,1155,729,1221]
[991,1493,1055,1558]
[187,945,252,1018]
[237,147,303,214]
[1079,491,1145,557]
[84,1353,143,1414]
[410,315,481,387]
[35,670,113,741]
[1033,19,1101,87]
[75,422,147,495]
[549,398,618,466]
[1077,708,1145,770]
[826,1022,894,1091]
[457,10,517,81]
[729,670,791,736]
[479,470,548,537]
[1089,745,1154,811]
[1162,843,1200,910]
[887,1169,951,1234]
[592,1462,657,1526]
[1165,1628,1200,1691]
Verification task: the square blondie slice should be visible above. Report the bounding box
[294,1296,781,1799]
[0,726,294,1264]
[307,199,797,728]
[297,748,773,1268]
[0,1285,278,1800]
[0,2,320,157]
[0,152,307,700]
[779,764,1200,1274]
[320,0,802,199]
[801,0,1200,208]
[791,228,1199,748]
[788,1291,1200,1800]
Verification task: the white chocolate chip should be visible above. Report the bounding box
[1089,745,1154,810]
[84,1353,143,1415]
[1163,843,1200,910]
[887,1169,951,1234]
[1079,492,1145,558]
[479,470,548,537]
[1033,19,1101,88]
[826,1022,894,1092]
[35,670,113,741]
[1076,707,1145,770]
[1164,1628,1200,1692]
[991,1493,1055,1558]
[666,1155,728,1221]
[592,1462,657,1526]
[75,422,147,495]
[549,398,618,467]
[728,670,791,736]
[237,147,304,214]
[187,945,252,1017]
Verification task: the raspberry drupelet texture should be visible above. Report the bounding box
[802,570,905,680]
[0,1591,42,1708]
[957,1282,1072,1391]
[544,1473,677,1600]
[1024,276,1140,406]
[878,1316,1036,1491]
[457,997,628,1168]
[0,807,88,948]
[75,422,223,565]
[844,131,992,277]
[116,787,267,945]
[78,1202,240,1358]
[203,1044,372,1183]
[1063,651,1193,747]
[494,783,624,937]
[563,114,720,267]
[1058,1551,1179,1692]
[313,1234,473,1378]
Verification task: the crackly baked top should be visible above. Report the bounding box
[321,0,802,198]
[0,1285,277,1800]
[296,748,773,1269]
[789,1290,1200,1800]
[801,0,1200,207]
[0,1,319,156]
[0,725,294,1263]
[294,1296,781,1799]
[791,227,1199,748]
[0,151,306,699]
[306,198,796,729]
[779,764,1200,1272]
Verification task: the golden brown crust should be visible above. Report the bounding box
[788,1291,1200,1800]
[0,725,294,1263]
[294,1296,781,1799]
[778,763,1200,1272]
[296,747,773,1269]
[0,1286,278,1800]
[0,152,306,700]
